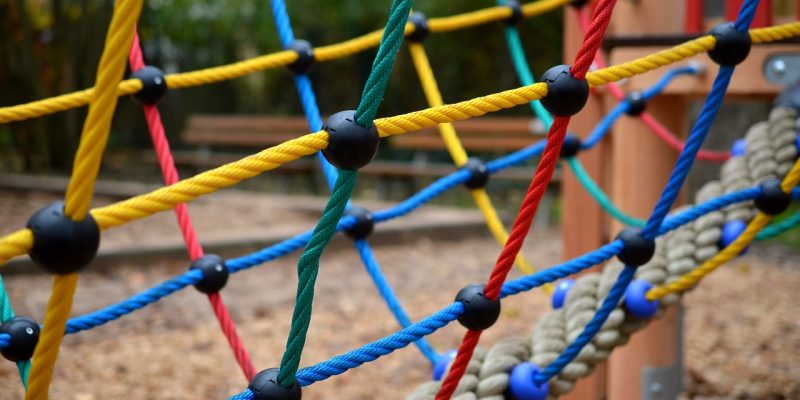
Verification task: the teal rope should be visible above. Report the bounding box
[756,211,800,241]
[567,157,646,227]
[277,0,413,387]
[0,276,30,387]
[503,24,554,128]
[278,170,357,387]
[354,0,414,127]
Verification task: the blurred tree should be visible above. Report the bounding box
[0,0,563,172]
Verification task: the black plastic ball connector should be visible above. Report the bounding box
[707,22,752,66]
[559,133,582,159]
[539,65,590,117]
[248,368,302,400]
[321,110,380,170]
[615,227,656,267]
[463,158,490,189]
[26,201,100,274]
[190,254,229,294]
[454,284,501,331]
[130,66,168,105]
[754,178,792,215]
[0,316,40,362]
[570,0,589,8]
[344,206,374,240]
[407,12,430,42]
[505,0,524,25]
[624,91,647,116]
[288,39,314,75]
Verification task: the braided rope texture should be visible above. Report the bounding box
[277,170,357,386]
[406,106,799,399]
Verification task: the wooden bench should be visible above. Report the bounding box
[181,115,546,152]
[176,115,556,199]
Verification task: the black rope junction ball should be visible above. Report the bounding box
[559,133,582,158]
[0,316,40,362]
[248,368,302,400]
[130,65,168,105]
[26,201,100,275]
[190,254,229,294]
[454,283,501,331]
[615,227,656,267]
[407,12,430,42]
[539,64,590,117]
[754,178,792,215]
[322,110,380,170]
[463,157,490,190]
[570,0,589,8]
[624,91,647,116]
[344,206,375,240]
[707,22,751,66]
[288,39,314,75]
[505,0,524,25]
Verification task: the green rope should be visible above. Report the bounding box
[354,0,414,127]
[0,275,30,387]
[503,24,554,128]
[277,170,357,387]
[567,157,647,227]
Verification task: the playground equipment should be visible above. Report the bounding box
[0,0,799,399]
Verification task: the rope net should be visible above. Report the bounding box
[0,0,798,399]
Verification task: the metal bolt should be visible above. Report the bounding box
[772,59,787,76]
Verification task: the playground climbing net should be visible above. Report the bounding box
[0,0,798,399]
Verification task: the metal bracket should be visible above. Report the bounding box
[641,305,684,400]
[764,54,800,86]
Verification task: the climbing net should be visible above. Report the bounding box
[0,0,799,399]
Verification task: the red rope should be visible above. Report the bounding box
[575,8,731,163]
[434,2,618,398]
[128,32,256,380]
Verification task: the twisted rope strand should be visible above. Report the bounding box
[26,0,144,398]
[129,31,255,380]
[0,23,797,269]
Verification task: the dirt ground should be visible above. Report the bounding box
[0,190,799,399]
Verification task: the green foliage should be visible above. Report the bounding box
[1,0,564,170]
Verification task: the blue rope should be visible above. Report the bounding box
[65,270,203,334]
[533,0,761,383]
[355,239,439,364]
[61,183,777,336]
[641,65,735,239]
[582,65,700,150]
[534,265,636,383]
[269,0,338,189]
[270,0,442,364]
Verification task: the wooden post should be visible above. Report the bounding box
[606,95,686,400]
[604,2,688,399]
[560,5,611,399]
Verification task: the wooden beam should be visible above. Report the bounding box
[560,6,611,399]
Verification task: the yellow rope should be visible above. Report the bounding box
[586,35,717,87]
[407,43,551,291]
[0,23,798,267]
[0,0,575,124]
[646,156,800,301]
[91,131,329,230]
[25,0,144,398]
[24,274,79,400]
[0,229,33,266]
